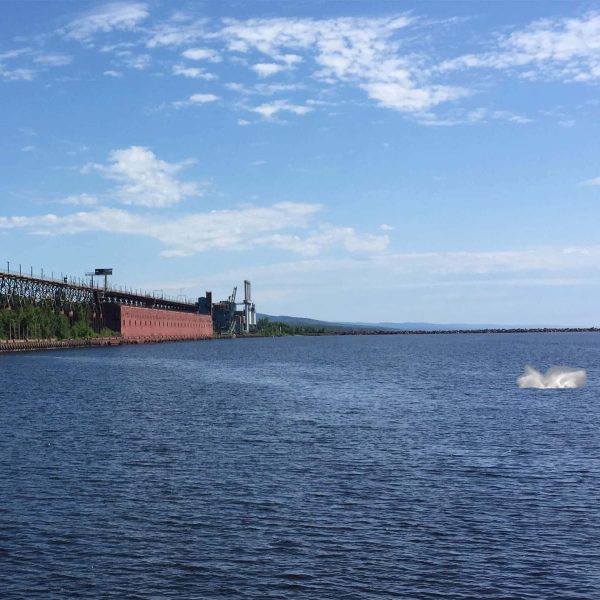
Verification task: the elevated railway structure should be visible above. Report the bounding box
[0,267,255,340]
[0,269,197,313]
[0,269,212,341]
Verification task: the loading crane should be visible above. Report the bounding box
[207,281,256,335]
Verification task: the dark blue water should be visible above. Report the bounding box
[1,333,599,599]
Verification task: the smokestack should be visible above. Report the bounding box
[243,280,251,333]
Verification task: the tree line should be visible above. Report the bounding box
[255,317,328,336]
[0,303,114,340]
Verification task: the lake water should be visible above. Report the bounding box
[1,333,599,598]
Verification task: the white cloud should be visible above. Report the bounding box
[146,21,206,48]
[581,176,600,186]
[218,15,466,114]
[252,63,285,77]
[225,82,302,96]
[172,64,216,79]
[237,119,251,126]
[251,99,313,119]
[370,246,600,275]
[181,47,221,62]
[234,244,600,284]
[190,93,219,103]
[172,93,220,108]
[60,193,98,206]
[83,146,200,207]
[33,53,73,67]
[363,82,467,112]
[0,48,31,60]
[414,106,533,127]
[489,110,533,124]
[120,52,151,70]
[261,226,389,256]
[0,197,388,258]
[99,41,135,53]
[63,2,149,42]
[0,42,88,82]
[0,66,35,81]
[465,107,532,124]
[103,69,122,77]
[0,202,320,257]
[439,12,600,83]
[278,53,303,66]
[380,223,394,231]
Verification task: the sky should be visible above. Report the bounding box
[1,1,600,325]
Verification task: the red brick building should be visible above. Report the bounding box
[103,304,212,340]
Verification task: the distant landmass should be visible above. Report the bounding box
[257,314,522,331]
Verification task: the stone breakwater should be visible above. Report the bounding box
[332,327,600,336]
[0,336,212,353]
[1,328,598,354]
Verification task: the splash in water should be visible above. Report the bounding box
[517,365,586,389]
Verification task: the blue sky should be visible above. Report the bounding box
[2,1,600,325]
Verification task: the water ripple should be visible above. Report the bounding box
[1,333,599,598]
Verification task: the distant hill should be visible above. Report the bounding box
[347,321,510,331]
[257,314,513,331]
[257,314,357,330]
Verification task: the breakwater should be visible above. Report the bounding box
[332,327,600,336]
[1,327,598,354]
[0,335,212,354]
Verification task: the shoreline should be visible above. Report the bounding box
[0,335,213,354]
[316,327,600,336]
[1,327,598,354]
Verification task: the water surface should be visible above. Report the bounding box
[1,333,599,598]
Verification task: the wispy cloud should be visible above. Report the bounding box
[60,193,99,206]
[146,19,207,48]
[261,226,389,256]
[172,64,216,79]
[33,53,73,67]
[120,52,151,70]
[439,12,600,83]
[219,15,467,113]
[0,48,31,61]
[0,66,35,81]
[251,63,286,77]
[181,47,221,62]
[225,82,303,96]
[172,93,220,109]
[371,246,600,275]
[62,2,149,42]
[231,244,600,283]
[82,146,201,208]
[251,99,313,119]
[581,176,600,186]
[0,202,386,258]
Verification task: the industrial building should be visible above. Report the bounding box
[102,304,213,340]
[199,280,257,335]
[0,265,257,341]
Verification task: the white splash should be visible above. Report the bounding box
[517,365,586,389]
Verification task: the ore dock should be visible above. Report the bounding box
[0,264,257,351]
